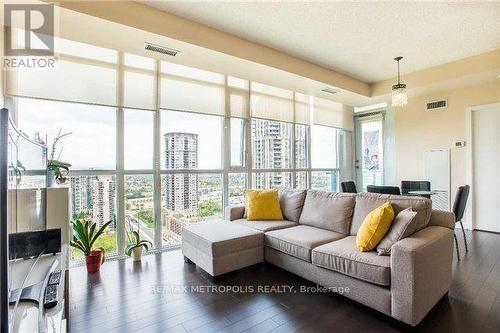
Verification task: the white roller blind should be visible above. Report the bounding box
[57,38,118,63]
[294,92,311,125]
[250,82,294,122]
[228,76,249,119]
[123,53,156,110]
[6,59,118,106]
[229,87,249,119]
[313,97,353,130]
[123,70,156,110]
[160,61,225,116]
[6,36,119,106]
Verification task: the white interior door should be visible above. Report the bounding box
[472,106,500,232]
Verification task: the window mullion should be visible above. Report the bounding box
[307,96,313,189]
[222,76,230,216]
[246,82,253,189]
[291,92,297,188]
[116,51,125,256]
[153,59,162,248]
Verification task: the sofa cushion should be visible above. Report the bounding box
[350,192,432,236]
[265,225,345,262]
[182,222,263,257]
[232,219,298,232]
[356,202,395,252]
[298,190,356,234]
[377,208,418,255]
[312,236,391,286]
[278,188,307,222]
[246,189,283,220]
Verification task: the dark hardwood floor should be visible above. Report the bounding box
[69,230,499,332]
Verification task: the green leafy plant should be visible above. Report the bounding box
[70,219,112,256]
[47,128,72,183]
[125,230,153,256]
[48,159,71,182]
[9,160,25,184]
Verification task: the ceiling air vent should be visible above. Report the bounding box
[426,99,447,111]
[321,87,339,95]
[144,43,180,57]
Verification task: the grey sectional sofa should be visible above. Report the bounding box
[183,189,455,327]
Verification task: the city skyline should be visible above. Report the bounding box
[18,98,338,171]
[67,119,308,252]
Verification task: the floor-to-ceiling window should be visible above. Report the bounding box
[309,97,354,192]
[7,36,354,260]
[15,98,119,260]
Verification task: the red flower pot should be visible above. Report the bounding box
[85,249,105,273]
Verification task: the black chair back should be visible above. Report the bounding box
[366,185,401,195]
[401,180,431,198]
[341,181,357,193]
[453,185,470,222]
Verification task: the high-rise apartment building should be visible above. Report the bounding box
[295,125,308,188]
[70,176,94,218]
[163,133,199,213]
[91,176,116,230]
[252,119,293,188]
[70,175,116,230]
[162,133,199,245]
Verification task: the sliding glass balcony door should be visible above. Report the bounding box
[355,114,384,190]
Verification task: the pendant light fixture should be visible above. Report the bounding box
[391,56,408,107]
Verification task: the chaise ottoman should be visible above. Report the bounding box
[182,221,264,282]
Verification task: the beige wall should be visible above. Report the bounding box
[394,80,500,207]
[371,49,500,97]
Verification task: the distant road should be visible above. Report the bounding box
[125,213,154,243]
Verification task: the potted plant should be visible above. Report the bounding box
[47,160,71,185]
[70,219,112,273]
[125,230,153,262]
[47,128,72,186]
[8,160,25,185]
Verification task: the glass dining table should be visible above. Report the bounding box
[407,190,438,197]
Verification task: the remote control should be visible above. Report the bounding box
[48,271,61,286]
[43,284,58,309]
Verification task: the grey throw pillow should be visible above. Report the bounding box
[278,188,307,222]
[377,207,418,256]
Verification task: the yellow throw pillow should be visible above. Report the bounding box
[356,202,395,252]
[246,189,283,221]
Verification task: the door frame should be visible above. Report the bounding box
[354,111,385,190]
[465,102,500,230]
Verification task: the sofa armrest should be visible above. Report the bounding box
[428,209,456,229]
[224,205,245,221]
[391,226,453,326]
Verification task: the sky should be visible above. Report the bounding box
[17,98,340,171]
[17,99,223,170]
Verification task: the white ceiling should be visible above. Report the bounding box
[141,1,500,83]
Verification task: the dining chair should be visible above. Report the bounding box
[366,185,401,195]
[452,185,470,260]
[341,181,357,193]
[401,180,431,198]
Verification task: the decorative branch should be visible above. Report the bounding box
[50,128,72,160]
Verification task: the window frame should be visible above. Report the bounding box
[8,48,352,261]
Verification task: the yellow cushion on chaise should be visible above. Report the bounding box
[246,189,284,221]
[356,202,395,252]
